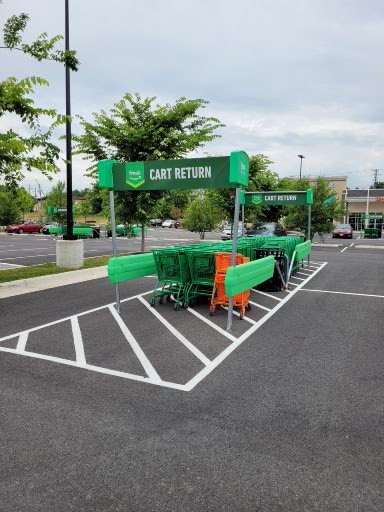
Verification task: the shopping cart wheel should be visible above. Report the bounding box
[159,297,163,304]
[174,303,180,311]
[166,295,171,302]
[245,303,251,311]
[209,307,215,316]
[239,310,244,320]
[150,299,155,307]
[182,301,188,309]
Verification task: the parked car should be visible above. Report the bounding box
[244,222,287,237]
[286,229,305,238]
[332,223,353,239]
[150,219,163,226]
[221,225,244,240]
[162,219,174,228]
[6,221,44,234]
[41,222,60,234]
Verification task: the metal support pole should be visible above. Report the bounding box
[241,203,245,236]
[307,205,311,266]
[365,188,370,229]
[109,190,120,312]
[226,187,241,333]
[343,188,348,224]
[63,0,76,240]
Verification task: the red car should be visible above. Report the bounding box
[6,221,44,234]
[332,223,353,239]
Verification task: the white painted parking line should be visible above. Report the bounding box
[0,253,56,260]
[0,346,187,391]
[0,248,49,252]
[71,316,86,366]
[350,243,354,247]
[0,262,327,391]
[290,276,305,281]
[300,289,384,298]
[296,271,312,276]
[186,307,237,342]
[340,247,348,253]
[184,262,328,390]
[138,296,211,366]
[0,262,25,268]
[355,245,384,249]
[16,332,29,353]
[251,289,282,301]
[248,300,271,312]
[221,306,257,324]
[108,304,162,383]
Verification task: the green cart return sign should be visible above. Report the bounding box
[98,152,249,191]
[244,189,313,206]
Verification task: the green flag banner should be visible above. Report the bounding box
[98,152,249,191]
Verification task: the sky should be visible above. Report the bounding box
[2,0,384,196]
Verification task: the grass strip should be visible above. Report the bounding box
[0,255,112,284]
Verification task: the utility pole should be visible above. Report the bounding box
[372,169,381,188]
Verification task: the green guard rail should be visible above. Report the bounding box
[294,240,311,262]
[108,253,156,284]
[225,256,275,297]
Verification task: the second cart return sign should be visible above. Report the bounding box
[244,189,313,206]
[98,152,249,191]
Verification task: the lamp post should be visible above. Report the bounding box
[298,154,305,179]
[63,0,76,240]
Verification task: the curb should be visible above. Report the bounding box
[0,266,108,299]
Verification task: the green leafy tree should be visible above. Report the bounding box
[74,93,224,252]
[0,10,79,186]
[152,189,192,220]
[206,154,279,225]
[2,13,79,69]
[0,189,20,225]
[16,186,35,219]
[76,196,93,223]
[281,177,344,240]
[183,193,222,239]
[44,181,66,222]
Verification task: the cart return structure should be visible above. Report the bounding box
[99,155,312,331]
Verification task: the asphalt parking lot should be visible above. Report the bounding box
[0,242,383,510]
[0,228,221,268]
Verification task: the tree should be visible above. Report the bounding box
[281,177,344,240]
[16,186,35,219]
[0,10,79,186]
[76,196,93,223]
[74,93,224,252]
[0,189,20,225]
[44,181,66,222]
[206,154,279,225]
[183,193,222,239]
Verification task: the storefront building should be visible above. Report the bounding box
[343,189,384,231]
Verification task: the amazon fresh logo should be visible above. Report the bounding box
[251,194,262,205]
[126,162,145,188]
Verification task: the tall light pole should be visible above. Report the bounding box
[298,154,305,179]
[63,0,76,240]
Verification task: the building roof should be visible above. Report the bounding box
[346,189,384,198]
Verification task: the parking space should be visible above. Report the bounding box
[0,261,325,391]
[1,245,384,510]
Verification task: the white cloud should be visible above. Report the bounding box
[1,0,384,192]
